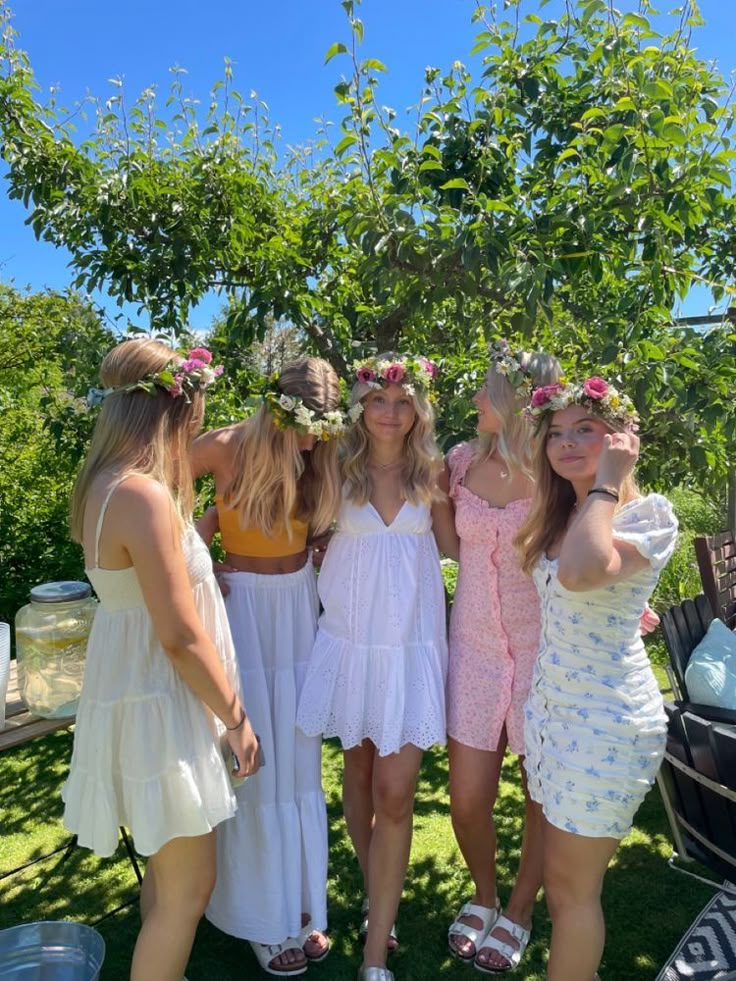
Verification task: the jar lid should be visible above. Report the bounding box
[29,581,92,604]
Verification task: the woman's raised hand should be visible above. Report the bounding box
[595,431,640,489]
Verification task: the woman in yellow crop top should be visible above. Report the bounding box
[191,357,343,977]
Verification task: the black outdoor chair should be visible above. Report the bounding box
[656,596,736,893]
[695,529,736,629]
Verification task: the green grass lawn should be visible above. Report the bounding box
[0,720,714,980]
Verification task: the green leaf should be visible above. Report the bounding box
[324,42,348,65]
[334,133,358,156]
[482,199,515,213]
[622,12,650,30]
[613,96,636,112]
[439,178,470,191]
[419,160,444,172]
[556,147,578,163]
[362,58,388,73]
[662,121,687,145]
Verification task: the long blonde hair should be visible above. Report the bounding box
[224,357,342,537]
[515,414,639,576]
[475,350,561,478]
[70,338,203,541]
[342,355,443,507]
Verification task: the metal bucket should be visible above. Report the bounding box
[0,921,105,979]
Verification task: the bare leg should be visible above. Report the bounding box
[130,832,216,981]
[477,760,544,969]
[361,743,423,970]
[542,817,619,981]
[447,734,506,957]
[139,861,155,924]
[343,741,376,889]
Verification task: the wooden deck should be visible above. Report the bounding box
[1,660,74,752]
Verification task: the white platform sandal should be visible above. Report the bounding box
[249,940,307,977]
[448,901,501,961]
[474,914,531,974]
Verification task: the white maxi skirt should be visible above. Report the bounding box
[205,562,328,944]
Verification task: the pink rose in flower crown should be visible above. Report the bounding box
[356,366,376,385]
[531,384,561,409]
[188,347,213,365]
[583,376,609,400]
[385,363,406,384]
[180,358,206,372]
[421,358,439,379]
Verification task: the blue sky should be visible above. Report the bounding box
[1,0,735,329]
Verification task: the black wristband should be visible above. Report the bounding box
[226,709,247,731]
[588,486,620,503]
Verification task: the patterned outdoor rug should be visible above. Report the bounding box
[657,886,736,980]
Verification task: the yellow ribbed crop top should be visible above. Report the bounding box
[215,495,309,558]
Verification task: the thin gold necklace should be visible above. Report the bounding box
[369,458,403,471]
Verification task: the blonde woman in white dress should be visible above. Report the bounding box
[194,358,343,977]
[298,355,453,981]
[64,339,260,981]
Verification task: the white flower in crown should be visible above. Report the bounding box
[403,383,416,396]
[294,404,313,427]
[307,420,324,436]
[348,402,364,422]
[279,394,297,411]
[496,361,510,376]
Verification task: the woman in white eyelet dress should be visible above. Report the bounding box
[297,494,447,756]
[297,359,449,981]
[516,383,678,981]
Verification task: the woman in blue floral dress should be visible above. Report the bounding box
[515,376,677,981]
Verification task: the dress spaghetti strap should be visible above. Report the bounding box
[92,475,132,569]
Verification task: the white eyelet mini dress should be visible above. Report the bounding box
[297,495,448,757]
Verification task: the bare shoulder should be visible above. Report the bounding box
[200,424,241,448]
[110,475,173,524]
[194,424,241,462]
[191,424,243,481]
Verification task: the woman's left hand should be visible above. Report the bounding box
[639,604,660,635]
[594,430,640,489]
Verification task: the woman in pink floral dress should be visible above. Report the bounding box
[437,343,561,974]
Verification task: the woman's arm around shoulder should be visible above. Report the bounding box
[431,454,459,561]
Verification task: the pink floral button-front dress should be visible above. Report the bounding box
[446,442,541,755]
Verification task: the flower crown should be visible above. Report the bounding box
[87,347,223,407]
[351,355,439,398]
[526,376,639,430]
[262,373,347,441]
[489,340,533,397]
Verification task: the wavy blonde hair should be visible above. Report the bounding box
[515,414,640,576]
[70,338,203,541]
[475,350,561,478]
[342,354,444,507]
[224,357,342,538]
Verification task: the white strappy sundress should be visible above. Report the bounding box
[62,476,241,857]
